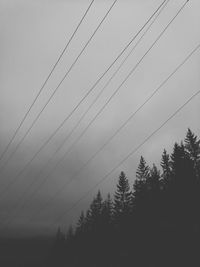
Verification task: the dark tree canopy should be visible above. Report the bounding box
[51,129,200,267]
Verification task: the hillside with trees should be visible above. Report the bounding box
[50,129,200,267]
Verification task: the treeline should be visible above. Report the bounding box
[51,129,200,267]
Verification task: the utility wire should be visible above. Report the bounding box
[0,0,167,198]
[1,0,171,224]
[3,42,200,229]
[0,0,118,174]
[0,0,95,163]
[22,0,189,224]
[54,88,200,227]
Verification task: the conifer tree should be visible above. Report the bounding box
[185,128,200,162]
[147,164,161,223]
[171,142,194,185]
[184,128,200,178]
[88,190,103,233]
[171,142,186,178]
[114,171,132,219]
[90,190,102,219]
[136,156,149,180]
[148,164,161,193]
[133,156,149,203]
[52,129,200,267]
[161,149,171,187]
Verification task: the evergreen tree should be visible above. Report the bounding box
[171,142,187,179]
[114,171,132,219]
[170,142,195,185]
[147,164,161,223]
[51,129,200,267]
[160,149,171,187]
[185,128,200,162]
[87,190,103,233]
[136,156,149,180]
[133,156,149,205]
[90,190,102,219]
[148,164,161,193]
[184,128,200,178]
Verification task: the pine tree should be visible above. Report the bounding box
[147,164,161,221]
[114,171,132,220]
[88,190,103,233]
[148,164,161,193]
[90,190,102,219]
[136,156,149,180]
[51,129,200,267]
[171,142,186,178]
[184,128,200,178]
[133,156,149,204]
[161,149,171,187]
[185,128,200,162]
[170,142,195,185]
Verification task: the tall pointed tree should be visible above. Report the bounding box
[147,164,161,221]
[184,128,200,178]
[133,156,149,204]
[114,171,132,220]
[161,149,171,187]
[148,164,161,193]
[184,128,200,162]
[88,190,103,233]
[171,142,195,185]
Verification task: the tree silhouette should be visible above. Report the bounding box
[113,171,132,220]
[51,129,200,267]
[185,128,200,179]
[133,156,149,214]
[161,149,171,188]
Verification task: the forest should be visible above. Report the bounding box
[50,129,200,267]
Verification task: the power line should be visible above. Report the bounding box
[50,0,183,173]
[3,42,200,229]
[1,0,171,224]
[54,88,200,227]
[21,0,190,225]
[0,0,95,163]
[59,41,200,194]
[31,0,171,189]
[0,0,118,174]
[0,0,167,198]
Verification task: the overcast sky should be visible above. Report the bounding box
[0,0,200,236]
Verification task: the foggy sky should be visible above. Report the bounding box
[0,0,200,236]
